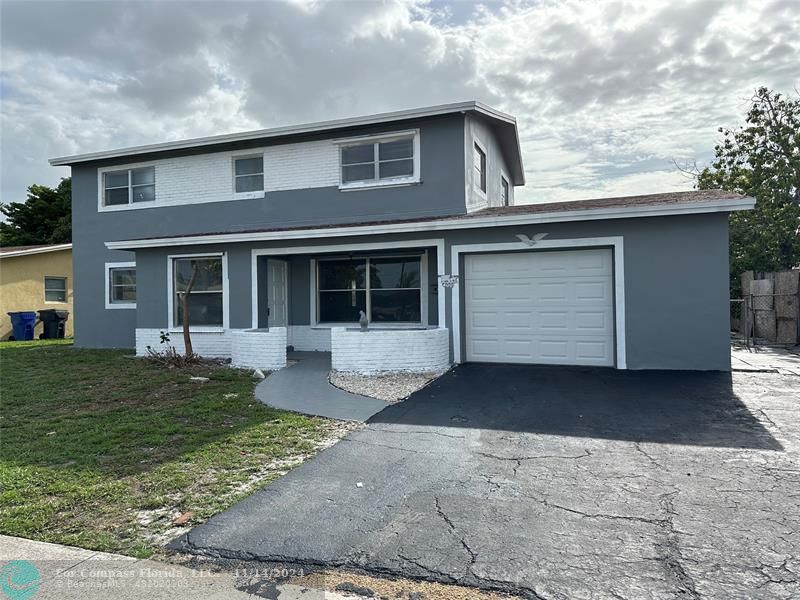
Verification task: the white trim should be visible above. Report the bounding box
[166,252,228,330]
[337,129,420,190]
[450,236,627,369]
[106,197,755,250]
[249,239,447,331]
[50,101,517,166]
[105,261,136,309]
[0,243,72,259]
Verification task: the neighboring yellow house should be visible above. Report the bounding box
[0,243,73,340]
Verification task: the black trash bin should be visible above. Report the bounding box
[38,309,69,339]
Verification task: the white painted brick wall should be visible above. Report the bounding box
[331,327,450,374]
[263,141,339,191]
[230,328,287,370]
[136,328,232,358]
[288,326,332,351]
[103,140,340,209]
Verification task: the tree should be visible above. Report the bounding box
[0,178,72,246]
[178,261,200,358]
[695,87,800,295]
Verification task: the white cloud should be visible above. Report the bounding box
[1,0,798,206]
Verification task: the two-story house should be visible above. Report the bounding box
[50,101,752,372]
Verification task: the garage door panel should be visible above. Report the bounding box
[464,249,615,366]
[539,311,569,330]
[574,280,611,302]
[575,310,611,332]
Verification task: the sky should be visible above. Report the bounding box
[1,0,798,206]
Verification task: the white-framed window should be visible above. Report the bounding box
[233,155,264,195]
[105,262,136,309]
[473,142,487,194]
[171,255,226,328]
[501,175,510,206]
[44,277,67,303]
[336,130,420,190]
[316,255,423,324]
[103,166,155,206]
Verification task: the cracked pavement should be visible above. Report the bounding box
[172,364,800,599]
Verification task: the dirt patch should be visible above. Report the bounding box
[291,570,520,600]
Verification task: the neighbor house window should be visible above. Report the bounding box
[317,256,422,323]
[106,263,136,308]
[44,277,67,302]
[501,176,510,205]
[233,155,264,193]
[103,166,155,206]
[173,257,224,327]
[339,133,417,187]
[473,143,486,193]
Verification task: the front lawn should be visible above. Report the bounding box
[0,340,348,557]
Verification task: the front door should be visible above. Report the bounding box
[267,259,288,328]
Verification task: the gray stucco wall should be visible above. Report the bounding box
[122,212,730,370]
[440,213,731,371]
[71,114,466,348]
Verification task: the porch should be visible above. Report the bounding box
[135,239,452,374]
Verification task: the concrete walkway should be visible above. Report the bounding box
[255,352,388,421]
[0,535,358,599]
[731,343,800,375]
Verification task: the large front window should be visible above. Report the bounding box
[317,257,422,323]
[173,257,224,327]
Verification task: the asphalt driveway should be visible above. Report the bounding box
[173,364,800,599]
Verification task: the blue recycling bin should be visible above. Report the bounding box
[8,311,37,341]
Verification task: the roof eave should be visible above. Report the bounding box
[0,243,73,258]
[104,197,753,251]
[49,101,518,167]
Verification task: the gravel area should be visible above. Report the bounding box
[329,370,446,403]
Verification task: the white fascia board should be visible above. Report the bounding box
[50,101,516,166]
[0,243,72,258]
[104,197,753,251]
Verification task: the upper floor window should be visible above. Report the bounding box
[338,131,419,189]
[473,143,486,193]
[104,166,155,206]
[501,176,510,206]
[44,276,67,303]
[233,156,264,194]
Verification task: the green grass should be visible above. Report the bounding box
[0,340,343,558]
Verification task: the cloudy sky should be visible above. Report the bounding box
[1,0,798,205]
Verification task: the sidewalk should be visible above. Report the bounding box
[255,352,387,421]
[0,535,354,600]
[731,343,800,375]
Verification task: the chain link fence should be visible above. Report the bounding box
[731,293,800,348]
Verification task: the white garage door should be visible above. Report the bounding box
[464,249,615,366]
